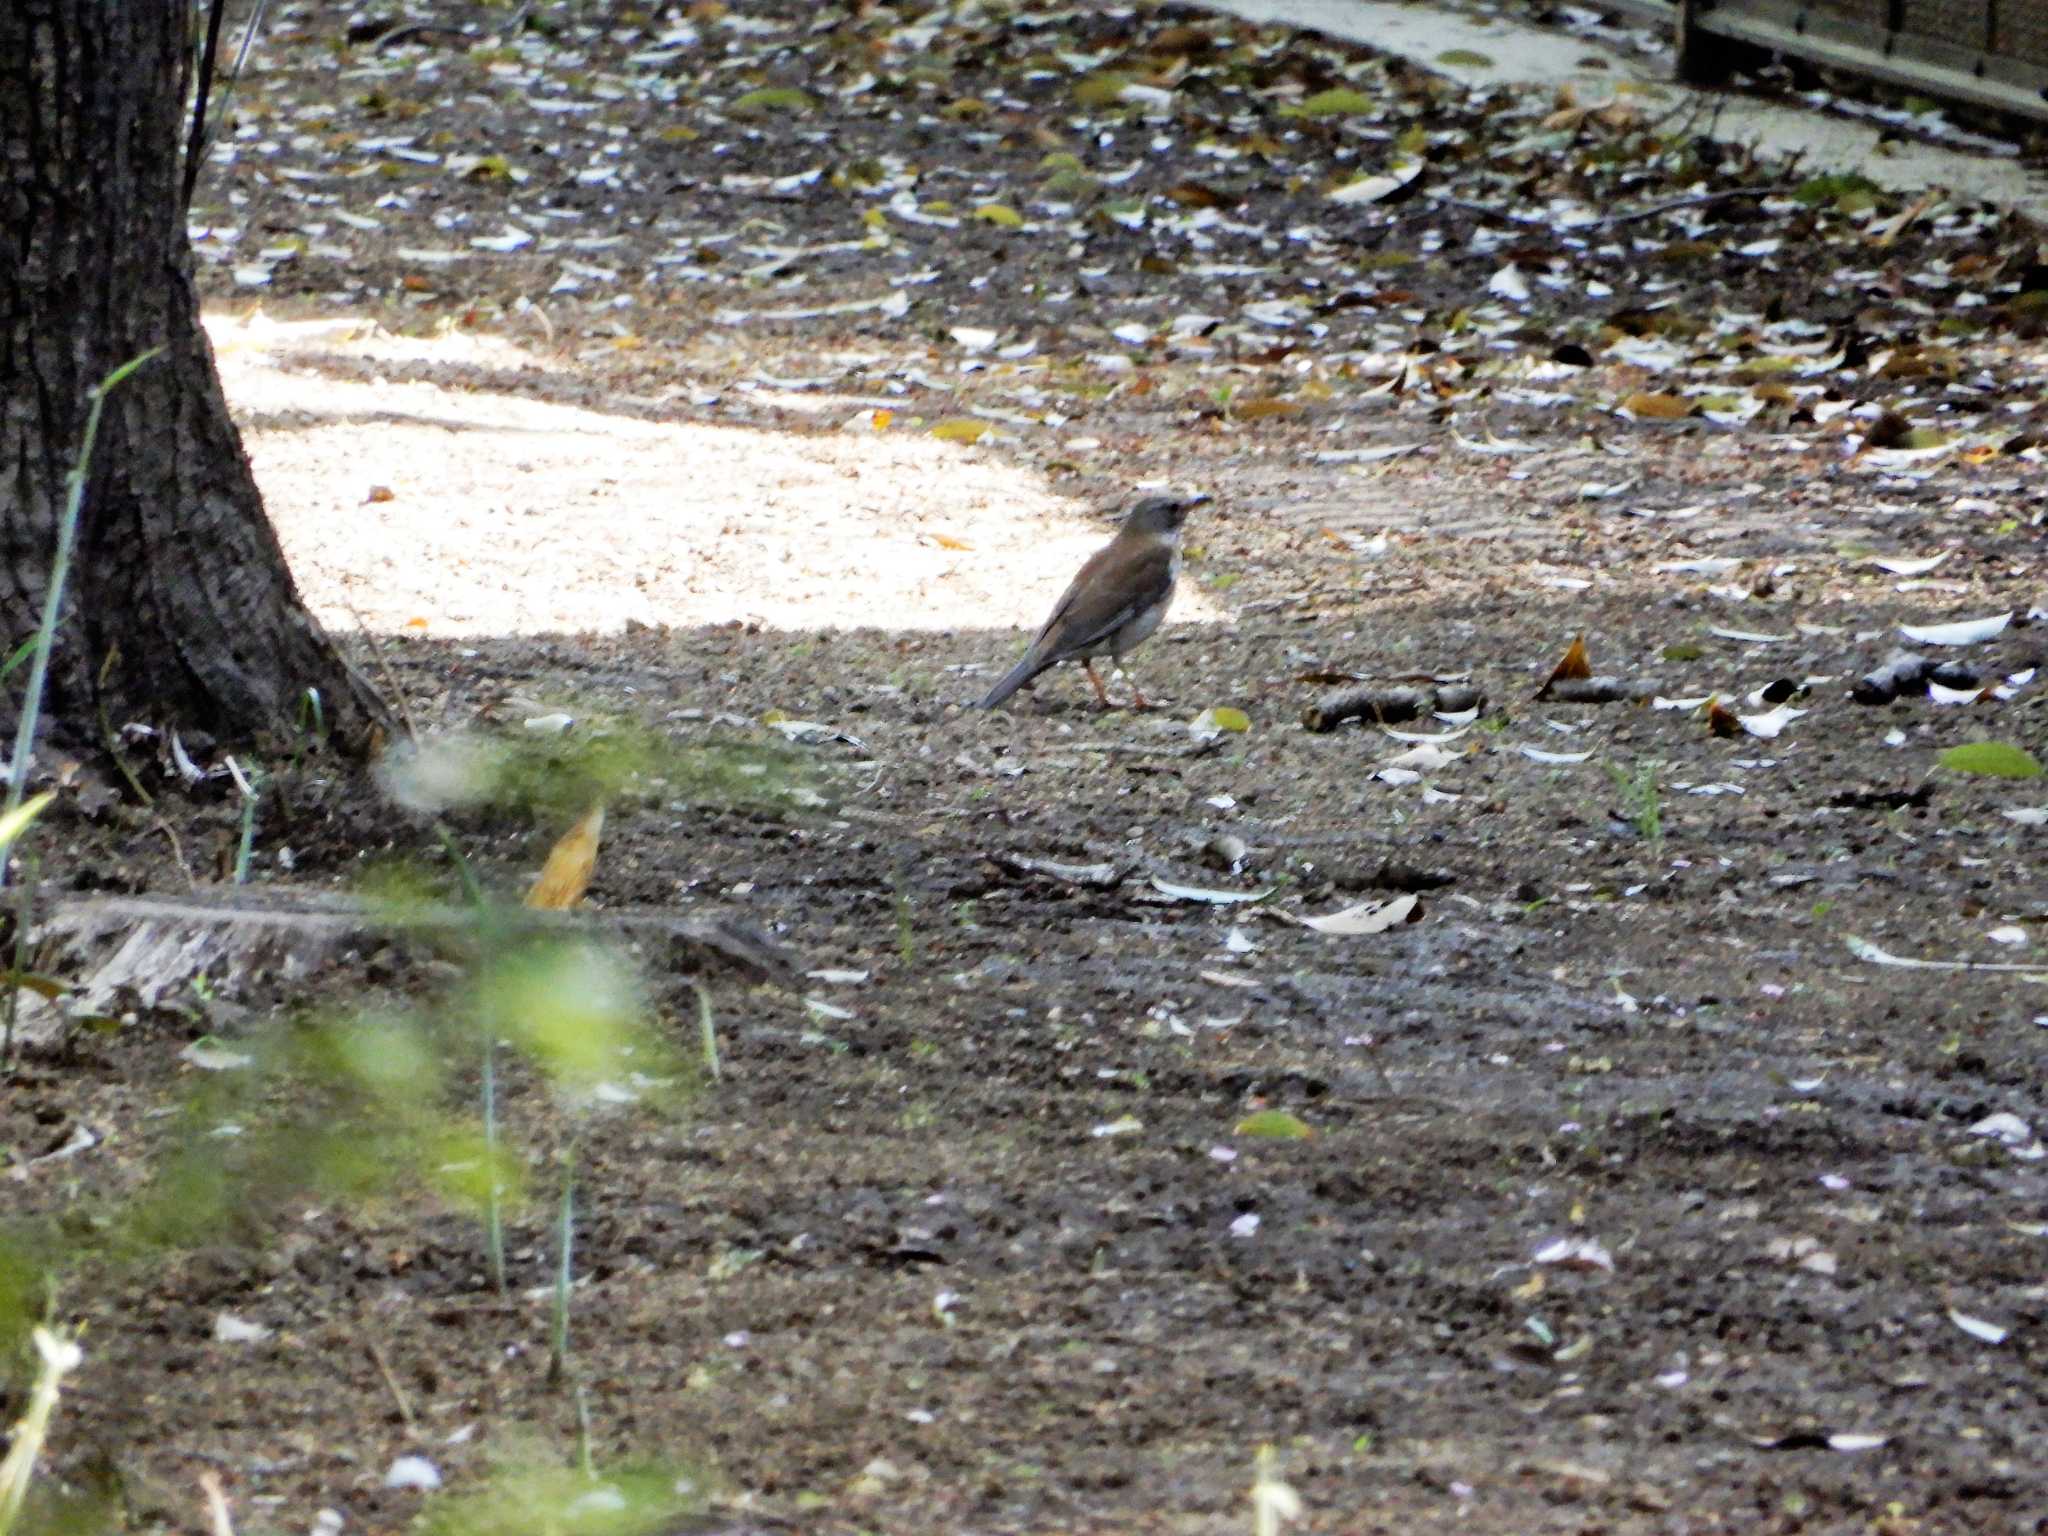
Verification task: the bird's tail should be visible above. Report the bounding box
[977,650,1046,709]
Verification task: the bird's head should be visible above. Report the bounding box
[1123,492,1210,538]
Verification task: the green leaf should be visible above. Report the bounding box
[930,417,991,443]
[1937,742,2043,779]
[728,87,815,117]
[972,203,1024,227]
[0,636,37,681]
[1435,49,1494,67]
[1235,1109,1313,1140]
[1280,88,1377,118]
[1793,172,1880,206]
[1072,73,1130,108]
[0,791,53,855]
[1192,706,1250,733]
[0,970,69,1000]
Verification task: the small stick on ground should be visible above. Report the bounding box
[339,594,421,745]
[364,1338,417,1430]
[198,1470,236,1536]
[1536,677,1659,705]
[1594,182,1796,228]
[1302,683,1484,734]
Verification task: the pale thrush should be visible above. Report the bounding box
[977,492,1207,710]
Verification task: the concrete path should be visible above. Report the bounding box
[1202,0,2048,223]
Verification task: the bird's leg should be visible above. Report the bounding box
[1083,660,1114,708]
[1115,662,1151,711]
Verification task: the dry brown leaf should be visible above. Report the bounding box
[1861,409,1913,450]
[526,803,605,910]
[1233,398,1303,420]
[1535,635,1593,700]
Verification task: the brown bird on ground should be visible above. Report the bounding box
[977,492,1208,710]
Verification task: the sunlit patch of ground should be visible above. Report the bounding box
[208,312,1221,640]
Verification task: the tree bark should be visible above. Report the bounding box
[0,0,387,762]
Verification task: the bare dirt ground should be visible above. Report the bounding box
[8,1,2048,1532]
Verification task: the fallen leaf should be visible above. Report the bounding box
[1900,612,2011,646]
[1090,1115,1144,1138]
[526,804,604,910]
[1938,742,2042,779]
[930,417,992,444]
[1867,552,1951,577]
[1280,87,1377,117]
[1621,392,1692,420]
[214,1313,272,1344]
[1149,877,1272,905]
[1949,1309,2009,1345]
[1189,706,1251,737]
[1235,1109,1313,1139]
[1533,1236,1614,1272]
[1738,704,1806,740]
[1326,160,1425,204]
[728,87,815,116]
[1535,635,1593,699]
[1844,935,2046,973]
[1298,893,1420,934]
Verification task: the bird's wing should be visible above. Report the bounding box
[1029,539,1176,659]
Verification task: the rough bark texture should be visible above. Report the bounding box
[0,0,386,757]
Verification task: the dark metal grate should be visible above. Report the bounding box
[1541,0,2048,121]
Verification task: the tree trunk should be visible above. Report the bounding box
[0,0,386,763]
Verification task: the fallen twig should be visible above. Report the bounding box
[364,1338,417,1430]
[35,888,797,1022]
[1594,183,1796,228]
[1302,683,1484,734]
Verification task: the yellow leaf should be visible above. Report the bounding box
[1072,74,1130,108]
[1620,392,1691,420]
[525,804,605,911]
[0,792,54,857]
[930,533,972,551]
[1233,398,1302,419]
[930,417,991,443]
[728,87,815,117]
[1235,1109,1313,1139]
[1193,706,1251,733]
[869,409,894,430]
[972,203,1024,227]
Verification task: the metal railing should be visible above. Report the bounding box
[1559,0,2048,123]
